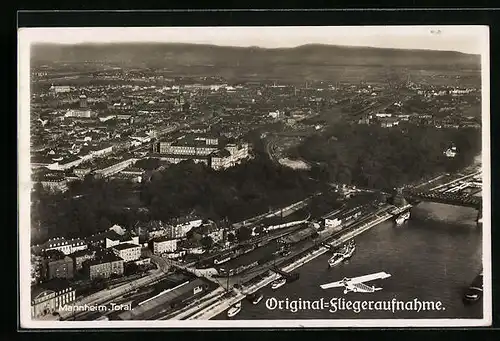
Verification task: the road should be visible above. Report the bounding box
[149,254,176,273]
[265,137,279,164]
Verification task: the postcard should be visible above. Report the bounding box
[18,25,491,328]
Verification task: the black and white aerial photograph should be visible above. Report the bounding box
[18,25,490,328]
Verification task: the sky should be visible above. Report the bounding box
[19,26,488,55]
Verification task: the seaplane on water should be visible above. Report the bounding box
[320,271,391,294]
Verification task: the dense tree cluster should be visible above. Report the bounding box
[141,156,321,223]
[31,154,321,244]
[134,158,162,170]
[290,122,481,191]
[31,176,146,243]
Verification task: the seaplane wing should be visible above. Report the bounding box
[320,280,345,289]
[320,272,391,290]
[348,272,391,284]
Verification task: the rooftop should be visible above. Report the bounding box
[106,231,136,242]
[69,249,95,258]
[113,243,140,251]
[160,154,211,160]
[43,237,86,249]
[210,148,231,158]
[153,236,178,243]
[31,278,73,301]
[43,249,65,261]
[84,253,123,266]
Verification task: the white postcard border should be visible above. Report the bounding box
[17,25,492,329]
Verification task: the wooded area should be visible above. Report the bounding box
[291,123,481,191]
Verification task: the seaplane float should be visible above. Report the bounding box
[320,271,391,294]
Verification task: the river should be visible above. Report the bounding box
[215,202,483,320]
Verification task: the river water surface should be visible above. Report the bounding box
[215,202,483,320]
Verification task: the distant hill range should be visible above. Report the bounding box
[32,43,480,67]
[31,43,481,82]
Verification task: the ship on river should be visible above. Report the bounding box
[395,211,410,226]
[227,301,242,317]
[328,253,345,268]
[342,240,356,259]
[463,271,483,304]
[247,292,264,305]
[328,240,355,267]
[271,277,287,290]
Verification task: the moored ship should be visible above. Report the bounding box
[227,301,242,317]
[463,271,483,304]
[342,240,356,259]
[328,253,345,268]
[214,256,231,265]
[395,211,410,226]
[271,277,287,290]
[252,292,264,305]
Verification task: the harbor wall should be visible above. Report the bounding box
[171,208,403,320]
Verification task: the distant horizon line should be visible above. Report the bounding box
[30,41,480,56]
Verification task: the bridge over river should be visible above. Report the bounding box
[402,189,482,209]
[400,170,483,222]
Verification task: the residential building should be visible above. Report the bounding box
[94,158,138,178]
[118,167,145,183]
[86,227,130,248]
[135,220,168,240]
[358,116,371,125]
[45,155,85,171]
[79,95,88,108]
[112,243,141,262]
[39,178,68,192]
[31,254,43,284]
[64,109,97,118]
[380,117,400,128]
[210,149,232,170]
[41,237,88,255]
[375,112,392,118]
[41,250,74,281]
[49,85,71,94]
[70,249,96,271]
[152,237,178,255]
[31,279,75,319]
[82,254,124,280]
[210,143,249,170]
[105,231,139,249]
[158,141,218,156]
[160,155,210,166]
[73,167,93,178]
[147,228,168,239]
[99,114,116,122]
[167,219,203,239]
[193,222,224,244]
[269,110,280,119]
[89,145,114,158]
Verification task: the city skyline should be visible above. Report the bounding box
[20,26,488,55]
